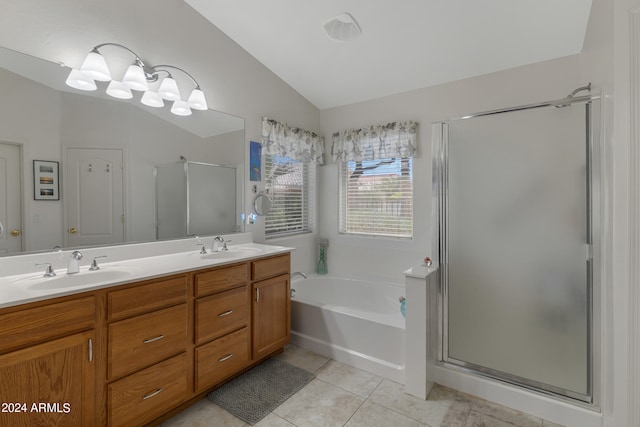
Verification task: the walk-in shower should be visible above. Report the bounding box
[433,86,600,404]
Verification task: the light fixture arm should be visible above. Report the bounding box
[150,64,202,89]
[91,43,155,77]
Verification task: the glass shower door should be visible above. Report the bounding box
[444,102,591,400]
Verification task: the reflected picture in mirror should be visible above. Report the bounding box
[0,46,246,256]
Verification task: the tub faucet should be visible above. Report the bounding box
[67,250,83,274]
[291,272,308,280]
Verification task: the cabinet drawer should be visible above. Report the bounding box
[108,304,187,380]
[108,353,187,427]
[195,286,249,345]
[108,274,187,321]
[251,254,290,281]
[194,264,248,297]
[195,327,249,393]
[0,296,95,353]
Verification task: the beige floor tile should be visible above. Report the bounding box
[273,378,365,427]
[316,359,383,398]
[276,344,330,373]
[370,379,471,426]
[470,398,543,427]
[253,413,296,427]
[465,410,518,427]
[345,400,425,427]
[160,399,247,427]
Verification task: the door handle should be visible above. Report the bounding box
[10,229,20,236]
[69,227,77,234]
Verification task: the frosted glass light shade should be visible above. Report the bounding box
[65,69,97,91]
[187,88,208,110]
[106,81,133,99]
[141,90,164,107]
[157,77,181,101]
[79,51,111,81]
[171,100,192,116]
[122,64,149,91]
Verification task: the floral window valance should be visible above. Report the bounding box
[331,121,418,162]
[261,117,325,165]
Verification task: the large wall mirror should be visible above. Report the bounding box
[0,46,245,256]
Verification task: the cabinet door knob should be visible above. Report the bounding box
[69,227,77,234]
[10,229,20,236]
[218,310,233,317]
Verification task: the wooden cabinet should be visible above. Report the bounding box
[106,275,188,427]
[108,304,187,380]
[193,263,251,393]
[195,327,250,393]
[0,250,291,427]
[108,353,187,427]
[0,310,95,427]
[251,254,291,360]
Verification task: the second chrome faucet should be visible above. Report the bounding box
[67,250,83,274]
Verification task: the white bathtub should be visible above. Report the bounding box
[290,274,406,383]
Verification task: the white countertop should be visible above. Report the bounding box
[0,241,293,309]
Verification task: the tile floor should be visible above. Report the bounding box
[161,345,565,427]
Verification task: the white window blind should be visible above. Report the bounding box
[264,155,314,237]
[340,158,413,238]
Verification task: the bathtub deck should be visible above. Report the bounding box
[162,345,565,427]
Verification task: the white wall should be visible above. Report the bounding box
[319,55,583,284]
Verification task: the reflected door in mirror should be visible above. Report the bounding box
[65,148,124,247]
[0,143,22,254]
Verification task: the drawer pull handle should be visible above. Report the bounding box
[143,335,165,344]
[218,310,233,317]
[142,388,163,400]
[219,354,233,362]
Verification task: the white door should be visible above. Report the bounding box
[0,143,22,254]
[65,148,124,247]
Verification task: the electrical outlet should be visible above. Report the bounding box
[251,184,258,193]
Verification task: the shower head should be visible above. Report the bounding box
[556,83,592,108]
[179,155,187,161]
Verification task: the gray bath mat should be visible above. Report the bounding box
[207,357,314,425]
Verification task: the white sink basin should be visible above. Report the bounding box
[16,269,134,290]
[200,247,263,260]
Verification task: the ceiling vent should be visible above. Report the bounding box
[323,13,361,42]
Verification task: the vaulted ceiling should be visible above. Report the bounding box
[186,0,593,109]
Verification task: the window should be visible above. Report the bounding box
[339,157,413,238]
[264,155,315,237]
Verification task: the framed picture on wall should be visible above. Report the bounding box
[33,160,59,200]
[250,141,262,181]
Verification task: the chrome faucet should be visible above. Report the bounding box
[67,250,83,274]
[212,236,229,252]
[291,272,308,280]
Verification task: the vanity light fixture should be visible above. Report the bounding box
[65,43,208,116]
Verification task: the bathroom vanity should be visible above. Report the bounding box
[0,242,291,427]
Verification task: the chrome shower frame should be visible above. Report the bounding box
[431,91,602,407]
